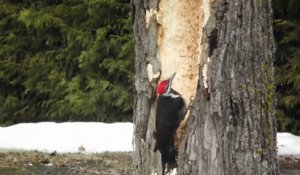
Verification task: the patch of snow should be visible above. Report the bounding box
[277,132,300,156]
[0,122,133,153]
[0,122,299,157]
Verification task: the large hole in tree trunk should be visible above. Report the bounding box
[156,0,211,146]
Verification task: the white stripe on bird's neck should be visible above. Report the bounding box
[163,93,180,98]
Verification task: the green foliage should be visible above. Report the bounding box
[273,0,300,134]
[0,0,133,124]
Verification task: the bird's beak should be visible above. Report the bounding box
[163,72,176,95]
[169,72,176,85]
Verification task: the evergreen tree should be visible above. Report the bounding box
[273,0,300,134]
[0,0,133,124]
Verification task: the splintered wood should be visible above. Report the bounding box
[157,0,201,106]
[157,0,211,149]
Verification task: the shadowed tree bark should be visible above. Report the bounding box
[132,0,278,174]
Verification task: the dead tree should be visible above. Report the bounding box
[132,0,278,174]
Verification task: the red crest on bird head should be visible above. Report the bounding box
[156,73,176,95]
[156,80,170,95]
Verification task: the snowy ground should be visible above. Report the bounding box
[277,132,300,156]
[0,122,133,153]
[0,122,299,157]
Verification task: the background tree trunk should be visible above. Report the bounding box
[132,0,278,174]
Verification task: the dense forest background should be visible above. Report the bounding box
[0,0,133,123]
[0,0,299,134]
[273,0,300,134]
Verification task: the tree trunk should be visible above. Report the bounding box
[132,0,278,174]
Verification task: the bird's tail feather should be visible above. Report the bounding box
[161,146,177,175]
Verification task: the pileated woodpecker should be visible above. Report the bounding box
[154,72,186,175]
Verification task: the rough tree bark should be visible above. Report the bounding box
[132,0,278,174]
